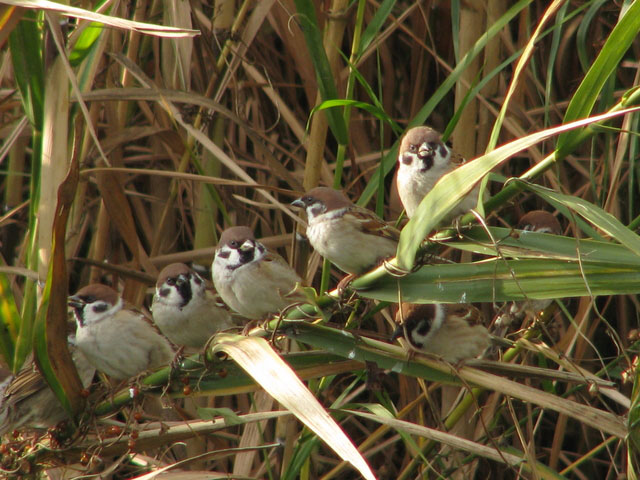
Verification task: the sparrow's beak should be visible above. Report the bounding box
[67,296,84,309]
[239,240,254,252]
[291,198,305,209]
[390,324,405,342]
[418,143,433,157]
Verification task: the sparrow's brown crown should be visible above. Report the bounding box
[70,283,120,307]
[157,262,193,287]
[218,226,255,249]
[399,126,441,151]
[517,210,562,235]
[294,187,353,212]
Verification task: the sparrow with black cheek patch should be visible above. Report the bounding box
[392,303,489,363]
[396,126,479,220]
[291,187,399,275]
[152,263,235,349]
[69,284,174,380]
[508,210,562,319]
[212,227,306,320]
[0,338,95,435]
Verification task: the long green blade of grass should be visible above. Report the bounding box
[556,0,640,157]
[292,0,348,145]
[355,258,640,304]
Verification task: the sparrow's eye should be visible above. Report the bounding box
[408,144,417,152]
[229,240,239,248]
[92,302,108,313]
[82,295,96,303]
[166,278,176,286]
[303,196,313,205]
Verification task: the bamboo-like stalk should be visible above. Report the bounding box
[452,0,483,160]
[38,51,69,282]
[301,0,349,192]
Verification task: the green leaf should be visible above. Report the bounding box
[283,321,457,385]
[197,407,244,426]
[293,0,348,145]
[576,0,608,73]
[95,351,360,415]
[628,360,640,477]
[9,11,44,129]
[359,0,396,54]
[0,272,18,370]
[310,99,397,130]
[68,0,111,68]
[33,151,84,418]
[283,433,320,480]
[355,258,640,304]
[69,21,106,67]
[513,180,640,257]
[33,277,72,415]
[443,226,640,267]
[556,0,640,157]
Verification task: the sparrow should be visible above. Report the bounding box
[0,338,95,435]
[508,210,562,319]
[392,303,489,363]
[69,284,174,380]
[517,210,562,235]
[212,226,306,319]
[291,187,399,275]
[152,263,235,349]
[396,126,479,220]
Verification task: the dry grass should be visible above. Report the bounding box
[0,0,639,478]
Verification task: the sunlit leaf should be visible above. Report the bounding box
[3,0,199,37]
[211,334,375,480]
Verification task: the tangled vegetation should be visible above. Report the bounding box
[0,0,639,478]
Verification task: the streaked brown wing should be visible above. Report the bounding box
[349,207,401,242]
[4,364,46,404]
[450,150,467,168]
[447,304,484,326]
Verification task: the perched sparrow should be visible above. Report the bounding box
[0,339,95,435]
[152,263,235,348]
[392,303,489,363]
[69,284,174,380]
[291,187,399,275]
[517,210,562,235]
[212,226,306,319]
[396,126,479,219]
[508,210,562,319]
